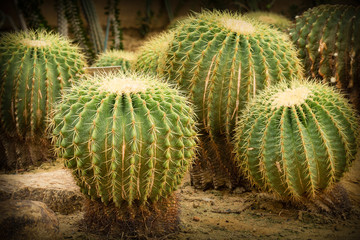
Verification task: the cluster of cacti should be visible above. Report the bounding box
[234,80,360,200]
[289,5,360,108]
[134,31,174,75]
[0,30,86,138]
[50,72,197,206]
[243,11,291,31]
[162,10,303,188]
[92,50,135,70]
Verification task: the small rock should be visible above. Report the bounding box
[193,202,200,208]
[0,200,59,239]
[193,216,200,222]
[297,210,303,221]
[233,187,246,194]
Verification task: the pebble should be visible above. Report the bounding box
[193,216,200,222]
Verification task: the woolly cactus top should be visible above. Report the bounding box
[93,50,135,68]
[234,79,360,200]
[244,11,291,31]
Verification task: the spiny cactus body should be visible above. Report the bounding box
[289,5,360,108]
[244,11,291,31]
[51,72,197,207]
[162,10,303,188]
[134,31,174,75]
[234,80,360,200]
[0,30,86,138]
[93,50,135,71]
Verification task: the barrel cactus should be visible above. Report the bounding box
[134,31,174,75]
[93,50,135,71]
[50,72,197,207]
[162,10,303,188]
[0,30,86,137]
[289,5,360,109]
[0,30,86,169]
[244,11,291,31]
[234,80,360,200]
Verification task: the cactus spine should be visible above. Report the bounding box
[162,11,303,188]
[289,5,360,108]
[234,80,360,200]
[244,11,291,31]
[93,50,135,70]
[134,31,174,75]
[0,30,86,138]
[50,72,197,207]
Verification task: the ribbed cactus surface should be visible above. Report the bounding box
[134,31,174,75]
[289,5,360,107]
[93,50,135,70]
[162,11,303,188]
[0,30,86,138]
[244,11,291,31]
[51,72,197,207]
[234,80,360,200]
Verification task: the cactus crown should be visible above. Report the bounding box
[134,31,175,75]
[0,30,86,138]
[93,50,135,68]
[244,11,291,31]
[234,79,360,201]
[51,72,198,208]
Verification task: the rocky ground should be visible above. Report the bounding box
[0,155,360,240]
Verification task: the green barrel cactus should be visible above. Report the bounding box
[289,5,360,108]
[50,72,197,207]
[234,80,360,200]
[0,30,87,138]
[134,31,174,75]
[93,50,135,70]
[162,10,303,188]
[244,11,291,31]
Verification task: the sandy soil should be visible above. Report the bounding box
[25,157,358,240]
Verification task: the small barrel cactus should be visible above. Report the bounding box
[134,31,174,75]
[243,11,291,31]
[93,50,135,71]
[234,80,360,200]
[50,72,197,207]
[0,30,87,138]
[162,10,303,188]
[289,5,360,108]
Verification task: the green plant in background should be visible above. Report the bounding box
[243,11,291,31]
[55,0,68,37]
[80,0,105,55]
[289,4,360,109]
[134,31,174,75]
[162,10,303,189]
[0,30,86,138]
[63,0,95,60]
[16,0,51,31]
[50,71,197,206]
[93,50,135,70]
[105,0,124,50]
[234,80,360,200]
[137,0,154,37]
